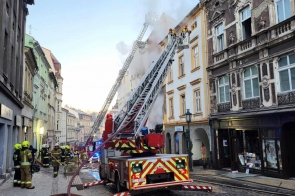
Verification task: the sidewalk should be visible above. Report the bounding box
[190,166,295,194]
[0,166,86,196]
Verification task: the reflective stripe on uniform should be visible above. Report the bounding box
[54,172,57,174]
[21,182,25,184]
[13,180,17,183]
[21,162,31,166]
[15,165,20,168]
[44,156,49,158]
[25,181,31,184]
[17,181,21,184]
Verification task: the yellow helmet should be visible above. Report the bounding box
[22,141,30,148]
[65,145,70,150]
[14,143,21,150]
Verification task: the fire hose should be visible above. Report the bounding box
[67,128,123,196]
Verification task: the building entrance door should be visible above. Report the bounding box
[283,122,295,178]
[218,129,230,168]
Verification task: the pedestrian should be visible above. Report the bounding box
[61,146,66,166]
[201,142,207,169]
[51,143,62,177]
[41,144,50,168]
[29,145,37,173]
[20,141,35,189]
[13,143,21,187]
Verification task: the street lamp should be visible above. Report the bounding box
[185,109,193,172]
[40,127,44,150]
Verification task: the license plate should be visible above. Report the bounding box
[132,178,145,183]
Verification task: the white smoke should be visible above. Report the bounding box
[146,88,164,129]
[116,41,130,56]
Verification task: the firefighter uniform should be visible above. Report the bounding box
[51,143,62,177]
[65,145,72,165]
[13,143,21,187]
[41,144,50,167]
[61,146,66,165]
[20,141,35,189]
[80,150,87,162]
[74,151,79,165]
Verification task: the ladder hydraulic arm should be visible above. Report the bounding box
[83,13,157,146]
[113,28,190,140]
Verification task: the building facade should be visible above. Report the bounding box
[202,0,295,178]
[25,34,51,151]
[0,0,34,179]
[59,107,68,145]
[21,46,38,144]
[163,4,210,165]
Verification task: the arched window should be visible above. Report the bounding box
[244,66,259,98]
[218,75,230,103]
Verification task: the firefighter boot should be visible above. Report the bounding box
[26,186,35,189]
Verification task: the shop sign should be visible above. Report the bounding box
[175,126,183,132]
[0,104,13,120]
[15,115,22,126]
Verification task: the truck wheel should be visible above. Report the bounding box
[115,174,121,193]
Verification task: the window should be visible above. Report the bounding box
[193,45,199,68]
[169,98,174,117]
[240,6,252,40]
[195,90,201,112]
[3,31,8,75]
[180,94,186,115]
[57,120,59,130]
[179,55,185,76]
[216,24,224,52]
[218,75,230,103]
[278,54,295,92]
[168,67,173,82]
[244,66,259,98]
[276,0,291,23]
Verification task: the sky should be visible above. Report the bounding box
[26,0,198,112]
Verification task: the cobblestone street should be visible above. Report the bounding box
[0,166,278,196]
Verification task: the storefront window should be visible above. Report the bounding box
[237,130,261,170]
[262,129,281,171]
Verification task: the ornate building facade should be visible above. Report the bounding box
[201,0,295,178]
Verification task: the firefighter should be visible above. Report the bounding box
[13,143,21,187]
[65,145,72,165]
[51,143,62,177]
[74,150,79,165]
[60,146,66,166]
[80,149,87,163]
[20,141,35,189]
[41,144,50,168]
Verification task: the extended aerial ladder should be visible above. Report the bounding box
[65,26,210,196]
[82,12,158,148]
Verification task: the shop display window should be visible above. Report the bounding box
[262,129,282,170]
[237,130,261,169]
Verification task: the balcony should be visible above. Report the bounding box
[278,91,295,105]
[238,38,255,53]
[217,102,230,113]
[214,51,226,63]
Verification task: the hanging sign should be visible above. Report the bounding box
[223,140,228,146]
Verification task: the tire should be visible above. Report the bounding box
[115,174,121,193]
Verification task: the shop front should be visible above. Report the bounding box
[212,112,295,179]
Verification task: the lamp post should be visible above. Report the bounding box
[185,109,193,172]
[40,127,44,150]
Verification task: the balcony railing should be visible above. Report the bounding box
[211,16,295,67]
